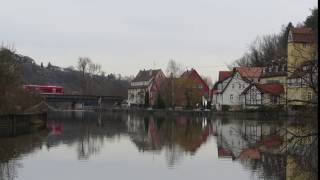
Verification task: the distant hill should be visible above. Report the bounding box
[15,54,129,98]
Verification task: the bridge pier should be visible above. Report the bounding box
[71,102,84,110]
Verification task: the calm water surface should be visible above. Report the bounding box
[0,111,317,180]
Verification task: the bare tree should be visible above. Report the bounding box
[77,57,91,77]
[166,59,184,78]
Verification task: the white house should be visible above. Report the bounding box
[213,67,262,111]
[211,71,232,109]
[128,69,166,106]
[215,117,281,160]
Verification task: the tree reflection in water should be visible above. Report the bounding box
[0,131,47,180]
[0,111,317,180]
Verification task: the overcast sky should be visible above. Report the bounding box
[0,0,317,81]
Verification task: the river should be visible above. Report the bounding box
[0,111,317,180]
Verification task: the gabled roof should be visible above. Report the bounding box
[218,71,233,82]
[242,83,284,96]
[234,67,262,79]
[132,69,162,82]
[289,27,315,43]
[218,147,234,158]
[180,68,209,90]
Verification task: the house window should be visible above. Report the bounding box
[232,84,234,89]
[239,84,241,89]
[302,43,307,48]
[303,66,307,71]
[308,92,312,101]
[272,96,278,104]
[230,94,233,101]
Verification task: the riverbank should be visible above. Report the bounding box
[96,107,314,120]
[0,112,47,137]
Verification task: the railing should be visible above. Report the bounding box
[43,94,123,103]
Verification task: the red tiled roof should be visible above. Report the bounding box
[181,68,209,91]
[256,83,284,95]
[291,27,315,43]
[218,71,232,82]
[242,83,284,96]
[259,135,283,148]
[218,147,234,158]
[235,67,262,78]
[238,148,261,160]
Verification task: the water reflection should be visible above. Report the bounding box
[0,111,317,180]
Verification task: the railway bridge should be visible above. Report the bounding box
[43,94,124,109]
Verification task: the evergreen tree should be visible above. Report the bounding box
[144,91,150,108]
[156,94,165,109]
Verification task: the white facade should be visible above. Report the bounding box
[240,85,263,109]
[240,84,284,109]
[127,70,166,106]
[215,72,251,110]
[216,118,280,159]
[128,87,148,105]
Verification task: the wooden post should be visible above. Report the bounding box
[12,115,16,136]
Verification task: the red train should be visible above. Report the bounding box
[23,85,64,95]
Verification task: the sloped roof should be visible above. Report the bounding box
[290,27,315,43]
[132,69,162,82]
[235,67,263,78]
[218,71,233,82]
[218,147,234,158]
[238,148,261,160]
[242,83,284,96]
[180,69,209,89]
[180,69,193,78]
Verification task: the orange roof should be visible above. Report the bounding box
[290,27,315,43]
[256,83,284,95]
[238,148,261,160]
[235,67,262,78]
[242,83,284,96]
[218,71,232,82]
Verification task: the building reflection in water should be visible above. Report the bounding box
[0,111,317,180]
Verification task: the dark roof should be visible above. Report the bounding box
[132,69,162,82]
[265,57,287,66]
[180,69,193,78]
[290,27,315,43]
[218,71,233,82]
[128,85,148,89]
[234,67,262,78]
[242,83,284,96]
